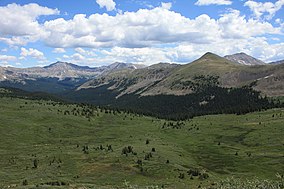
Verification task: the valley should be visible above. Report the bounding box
[0,91,283,188]
[1,1,284,188]
[0,52,283,188]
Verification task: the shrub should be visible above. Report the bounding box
[146,139,150,145]
[22,179,28,186]
[187,168,200,176]
[179,173,185,179]
[33,159,38,168]
[121,146,134,155]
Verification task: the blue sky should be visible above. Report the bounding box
[0,0,283,67]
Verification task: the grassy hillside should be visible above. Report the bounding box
[142,53,242,95]
[145,53,284,96]
[0,93,283,188]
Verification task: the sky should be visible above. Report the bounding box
[0,0,283,68]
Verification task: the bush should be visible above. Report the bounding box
[146,139,150,145]
[199,173,209,180]
[121,146,134,155]
[187,168,200,176]
[22,179,28,186]
[179,173,185,179]
[33,159,38,168]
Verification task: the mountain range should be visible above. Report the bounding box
[77,52,284,97]
[0,52,283,97]
[0,61,143,81]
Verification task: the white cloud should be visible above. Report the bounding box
[53,48,66,53]
[100,47,174,64]
[20,47,45,60]
[244,0,284,20]
[75,48,86,54]
[71,53,85,61]
[275,18,282,24]
[0,55,17,62]
[63,55,69,59]
[195,0,232,6]
[161,2,172,10]
[0,55,17,66]
[0,3,59,46]
[0,3,283,65]
[96,0,116,11]
[218,9,280,39]
[55,35,284,66]
[42,7,281,49]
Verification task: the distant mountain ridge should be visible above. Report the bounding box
[78,52,284,97]
[269,60,284,65]
[224,52,266,65]
[44,61,97,70]
[0,52,284,97]
[0,61,145,94]
[0,61,144,81]
[104,62,146,70]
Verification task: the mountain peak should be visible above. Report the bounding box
[43,61,73,68]
[106,62,142,70]
[201,52,219,58]
[224,53,265,66]
[198,52,226,62]
[44,62,96,70]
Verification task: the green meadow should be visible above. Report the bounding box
[0,96,283,188]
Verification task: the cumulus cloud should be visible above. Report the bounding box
[0,3,59,46]
[20,47,45,60]
[42,7,281,49]
[96,0,116,11]
[0,3,284,65]
[218,9,280,38]
[161,2,172,10]
[57,35,284,66]
[244,0,284,20]
[195,0,232,6]
[53,48,66,53]
[0,55,17,66]
[75,48,86,54]
[0,55,17,62]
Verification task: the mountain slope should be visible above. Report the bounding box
[78,63,180,97]
[0,62,102,81]
[269,60,284,65]
[79,52,284,97]
[142,52,241,95]
[224,52,265,65]
[104,62,145,71]
[0,62,142,93]
[1,52,283,97]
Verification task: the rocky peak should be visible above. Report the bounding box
[224,52,265,65]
